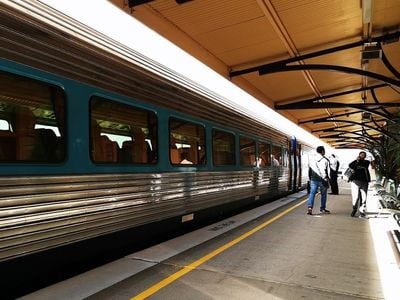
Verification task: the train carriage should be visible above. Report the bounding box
[0,1,314,296]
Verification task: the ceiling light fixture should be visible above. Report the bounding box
[127,0,154,8]
[361,42,382,61]
[362,112,372,120]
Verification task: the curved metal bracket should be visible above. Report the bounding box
[276,102,400,125]
[330,138,376,146]
[230,31,400,77]
[335,143,375,149]
[259,64,400,87]
[370,88,393,117]
[321,139,378,150]
[312,122,378,132]
[301,113,389,125]
[319,130,379,143]
[379,42,400,79]
[282,84,387,106]
[293,104,396,123]
[313,119,396,139]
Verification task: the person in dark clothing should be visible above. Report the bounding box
[329,154,340,194]
[349,151,371,217]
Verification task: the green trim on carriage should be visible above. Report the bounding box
[0,59,284,176]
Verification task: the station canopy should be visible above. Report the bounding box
[110,0,400,149]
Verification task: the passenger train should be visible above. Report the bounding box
[0,1,313,296]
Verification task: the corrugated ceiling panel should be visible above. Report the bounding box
[367,44,400,80]
[291,18,361,49]
[195,17,278,54]
[371,87,400,103]
[273,0,361,33]
[220,38,288,66]
[367,60,398,79]
[373,0,400,28]
[274,0,362,49]
[306,48,361,68]
[245,71,315,101]
[309,70,361,92]
[329,92,363,104]
[381,43,400,67]
[270,0,331,12]
[150,0,264,36]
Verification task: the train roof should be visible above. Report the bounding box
[1,0,328,148]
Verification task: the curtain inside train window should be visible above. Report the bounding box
[169,117,206,165]
[90,96,158,164]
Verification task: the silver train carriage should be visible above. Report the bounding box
[0,0,314,270]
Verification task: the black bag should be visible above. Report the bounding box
[344,168,355,182]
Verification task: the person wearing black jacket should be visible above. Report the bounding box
[329,154,340,194]
[349,151,371,217]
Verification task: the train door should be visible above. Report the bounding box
[290,137,298,192]
[297,143,302,188]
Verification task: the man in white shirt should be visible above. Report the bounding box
[307,146,330,215]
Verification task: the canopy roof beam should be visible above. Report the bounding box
[299,112,388,124]
[230,31,400,77]
[277,83,386,107]
[275,101,400,110]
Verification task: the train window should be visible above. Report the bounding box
[239,136,255,166]
[90,96,157,164]
[169,118,206,165]
[0,71,65,163]
[212,129,235,166]
[271,145,282,167]
[258,141,271,168]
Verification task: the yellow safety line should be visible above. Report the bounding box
[131,198,307,300]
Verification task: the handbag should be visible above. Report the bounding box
[322,179,330,188]
[344,167,355,182]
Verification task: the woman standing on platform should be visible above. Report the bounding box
[349,151,371,217]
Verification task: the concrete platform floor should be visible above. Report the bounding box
[22,181,400,300]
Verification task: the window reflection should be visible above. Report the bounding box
[0,72,65,162]
[240,136,255,166]
[212,129,235,166]
[169,118,206,165]
[90,96,157,164]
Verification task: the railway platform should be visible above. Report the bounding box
[21,180,400,300]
